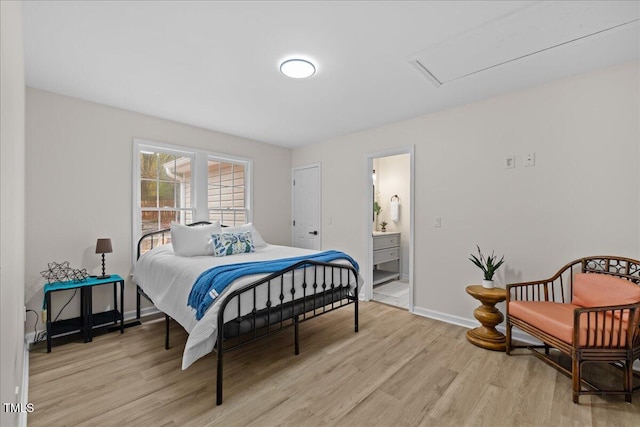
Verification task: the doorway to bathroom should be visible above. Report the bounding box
[366,147,414,311]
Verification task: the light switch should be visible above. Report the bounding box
[505,155,515,169]
[434,216,441,228]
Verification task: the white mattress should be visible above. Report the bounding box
[133,244,356,369]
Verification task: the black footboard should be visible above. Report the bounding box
[214,259,358,404]
[222,286,352,338]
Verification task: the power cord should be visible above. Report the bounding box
[26,309,46,344]
[27,288,78,345]
[52,288,77,322]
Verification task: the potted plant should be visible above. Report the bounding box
[380,221,388,232]
[469,245,505,289]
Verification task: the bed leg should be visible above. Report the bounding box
[165,315,170,350]
[294,315,300,355]
[354,285,359,333]
[216,350,223,405]
[136,286,141,320]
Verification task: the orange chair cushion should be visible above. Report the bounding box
[510,301,578,344]
[509,301,629,347]
[572,273,640,308]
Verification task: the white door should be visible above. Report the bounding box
[292,165,320,250]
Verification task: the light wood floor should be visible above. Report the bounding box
[29,301,640,426]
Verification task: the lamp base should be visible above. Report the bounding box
[96,274,111,280]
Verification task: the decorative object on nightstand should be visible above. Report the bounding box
[40,261,88,283]
[469,245,505,289]
[95,238,113,279]
[380,221,388,232]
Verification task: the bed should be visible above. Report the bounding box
[132,222,359,405]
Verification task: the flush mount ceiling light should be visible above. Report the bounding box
[280,59,316,79]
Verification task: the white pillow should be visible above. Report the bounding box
[170,222,222,256]
[222,223,267,247]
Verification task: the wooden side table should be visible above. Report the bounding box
[465,285,507,351]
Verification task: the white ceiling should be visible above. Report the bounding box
[22,1,640,148]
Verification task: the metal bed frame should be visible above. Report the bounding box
[134,222,359,405]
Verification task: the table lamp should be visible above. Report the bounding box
[95,238,113,279]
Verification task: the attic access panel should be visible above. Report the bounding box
[410,1,640,86]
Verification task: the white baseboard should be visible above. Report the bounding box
[411,305,539,345]
[411,306,476,329]
[127,306,161,321]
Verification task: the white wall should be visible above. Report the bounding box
[1,2,26,425]
[293,61,640,322]
[25,89,292,328]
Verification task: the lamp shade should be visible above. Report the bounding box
[95,238,113,254]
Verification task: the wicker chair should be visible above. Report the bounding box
[505,256,640,403]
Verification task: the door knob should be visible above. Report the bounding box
[309,231,318,235]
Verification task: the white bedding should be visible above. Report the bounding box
[132,244,356,369]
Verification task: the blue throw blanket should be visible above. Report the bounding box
[188,250,359,320]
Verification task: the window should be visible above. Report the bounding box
[139,149,194,236]
[133,139,252,253]
[207,159,247,225]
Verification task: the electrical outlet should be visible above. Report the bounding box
[524,153,535,167]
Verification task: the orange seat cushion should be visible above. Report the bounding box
[509,301,629,347]
[572,273,640,308]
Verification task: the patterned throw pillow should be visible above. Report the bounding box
[211,232,255,257]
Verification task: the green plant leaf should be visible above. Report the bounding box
[469,255,487,273]
[470,246,504,280]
